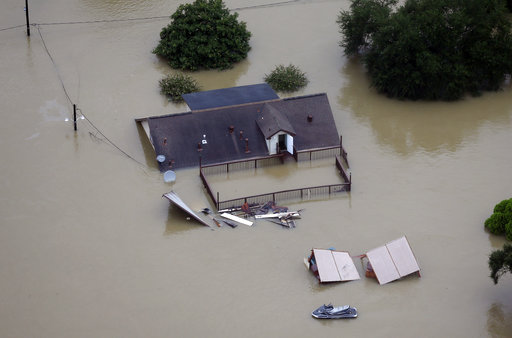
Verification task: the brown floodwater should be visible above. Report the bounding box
[1,0,512,337]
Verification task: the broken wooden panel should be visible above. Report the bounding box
[220,213,253,226]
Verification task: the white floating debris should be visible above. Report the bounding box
[220,213,253,226]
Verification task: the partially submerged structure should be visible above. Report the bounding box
[306,249,361,283]
[364,236,421,285]
[163,191,210,227]
[136,84,341,170]
[306,236,420,285]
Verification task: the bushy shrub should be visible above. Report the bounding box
[153,0,251,70]
[485,198,512,236]
[264,64,309,92]
[159,73,200,102]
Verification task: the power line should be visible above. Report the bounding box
[0,24,25,32]
[76,108,147,168]
[36,24,147,169]
[36,25,73,105]
[36,15,169,27]
[232,0,301,11]
[1,0,302,32]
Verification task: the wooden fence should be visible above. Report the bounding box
[293,135,349,166]
[216,183,350,211]
[199,147,351,210]
[200,154,284,176]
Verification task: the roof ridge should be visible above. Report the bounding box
[282,92,326,101]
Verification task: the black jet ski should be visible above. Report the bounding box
[311,304,358,319]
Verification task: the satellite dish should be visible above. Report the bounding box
[156,155,166,163]
[163,170,176,183]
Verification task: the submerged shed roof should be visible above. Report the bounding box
[313,249,360,283]
[182,83,279,110]
[366,236,420,285]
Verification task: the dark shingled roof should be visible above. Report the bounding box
[256,103,296,139]
[140,93,340,171]
[182,83,279,110]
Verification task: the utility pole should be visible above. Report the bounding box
[73,104,77,131]
[25,0,30,36]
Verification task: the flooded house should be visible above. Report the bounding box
[136,83,342,170]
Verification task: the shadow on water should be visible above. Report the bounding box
[135,122,160,170]
[163,205,209,236]
[337,58,512,157]
[487,303,512,337]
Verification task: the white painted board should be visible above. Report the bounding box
[220,213,253,226]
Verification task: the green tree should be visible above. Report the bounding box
[489,243,512,284]
[338,0,512,100]
[337,0,397,55]
[153,0,251,70]
[485,198,512,240]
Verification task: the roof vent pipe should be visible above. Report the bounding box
[307,114,313,122]
[245,138,251,153]
[239,130,244,140]
[229,125,234,134]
